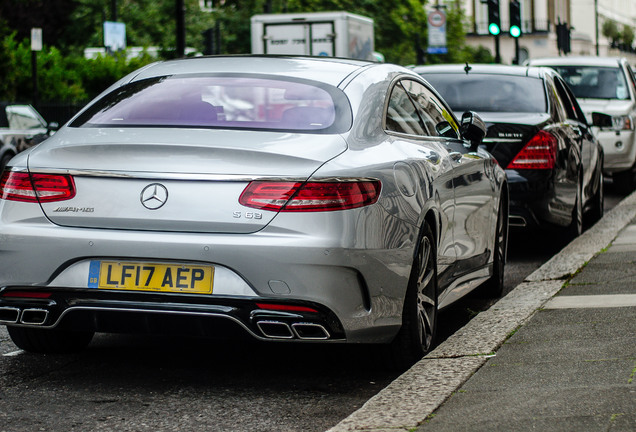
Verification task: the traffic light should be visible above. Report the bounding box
[487,0,501,36]
[509,0,521,38]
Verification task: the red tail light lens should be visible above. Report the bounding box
[239,180,381,212]
[255,303,318,313]
[0,172,76,202]
[506,131,557,170]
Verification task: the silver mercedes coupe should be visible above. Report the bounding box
[0,56,507,367]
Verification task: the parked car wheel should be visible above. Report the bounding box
[587,171,604,225]
[613,165,636,195]
[566,179,584,240]
[478,194,508,298]
[7,326,94,354]
[387,222,438,369]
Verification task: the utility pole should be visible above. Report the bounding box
[176,0,186,57]
[594,0,599,55]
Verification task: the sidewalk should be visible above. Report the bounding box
[329,191,636,432]
[416,217,636,431]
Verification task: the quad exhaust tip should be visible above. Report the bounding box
[0,307,21,324]
[291,322,330,340]
[256,320,295,339]
[256,320,331,340]
[19,308,49,325]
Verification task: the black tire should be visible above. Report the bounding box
[7,326,94,354]
[478,194,508,298]
[566,179,583,241]
[386,222,438,370]
[587,171,604,225]
[0,153,14,172]
[613,167,636,195]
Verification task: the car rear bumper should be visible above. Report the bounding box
[0,211,414,344]
[0,288,345,342]
[597,129,636,173]
[506,169,573,228]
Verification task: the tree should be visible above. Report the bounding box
[622,25,635,48]
[602,20,621,46]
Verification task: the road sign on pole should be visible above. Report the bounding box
[427,9,448,54]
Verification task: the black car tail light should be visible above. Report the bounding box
[239,180,381,212]
[0,172,76,203]
[506,130,557,170]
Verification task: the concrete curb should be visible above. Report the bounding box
[327,190,636,432]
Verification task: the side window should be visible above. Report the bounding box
[401,80,460,139]
[547,78,567,122]
[553,77,578,121]
[385,82,426,136]
[6,106,45,130]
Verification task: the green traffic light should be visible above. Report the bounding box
[510,25,521,38]
[488,23,501,36]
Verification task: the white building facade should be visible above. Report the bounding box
[459,0,636,64]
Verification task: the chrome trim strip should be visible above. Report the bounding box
[19,168,379,183]
[483,138,523,144]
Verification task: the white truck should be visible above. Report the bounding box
[250,11,375,61]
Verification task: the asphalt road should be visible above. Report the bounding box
[0,182,626,432]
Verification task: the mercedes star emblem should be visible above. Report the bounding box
[140,183,169,210]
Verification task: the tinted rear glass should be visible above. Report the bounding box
[420,73,547,113]
[71,75,351,133]
[546,66,629,100]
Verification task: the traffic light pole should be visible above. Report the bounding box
[513,37,519,64]
[495,34,501,63]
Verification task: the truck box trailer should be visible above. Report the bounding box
[250,12,375,61]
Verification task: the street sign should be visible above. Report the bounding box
[427,9,448,54]
[31,28,42,51]
[104,21,126,52]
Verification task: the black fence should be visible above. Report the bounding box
[35,101,88,126]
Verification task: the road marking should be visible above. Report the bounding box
[544,294,636,309]
[2,350,23,357]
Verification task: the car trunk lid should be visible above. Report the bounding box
[27,128,346,233]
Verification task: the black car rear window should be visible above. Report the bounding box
[70,74,352,134]
[420,73,547,113]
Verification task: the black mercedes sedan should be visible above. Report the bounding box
[414,64,606,238]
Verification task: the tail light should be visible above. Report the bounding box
[506,130,557,170]
[239,180,381,212]
[0,172,76,203]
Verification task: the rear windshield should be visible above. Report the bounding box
[546,66,629,100]
[419,73,547,113]
[70,75,351,133]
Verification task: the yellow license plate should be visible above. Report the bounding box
[88,261,214,294]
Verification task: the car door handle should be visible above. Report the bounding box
[449,152,463,163]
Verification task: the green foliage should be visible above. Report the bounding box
[622,25,635,47]
[602,20,621,44]
[0,33,155,103]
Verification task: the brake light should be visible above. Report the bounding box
[506,131,557,170]
[0,172,76,202]
[239,180,381,212]
[1,291,52,298]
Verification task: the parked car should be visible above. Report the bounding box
[0,103,57,171]
[414,64,605,237]
[527,56,636,193]
[0,56,507,368]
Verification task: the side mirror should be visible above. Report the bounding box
[591,112,612,129]
[460,111,486,150]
